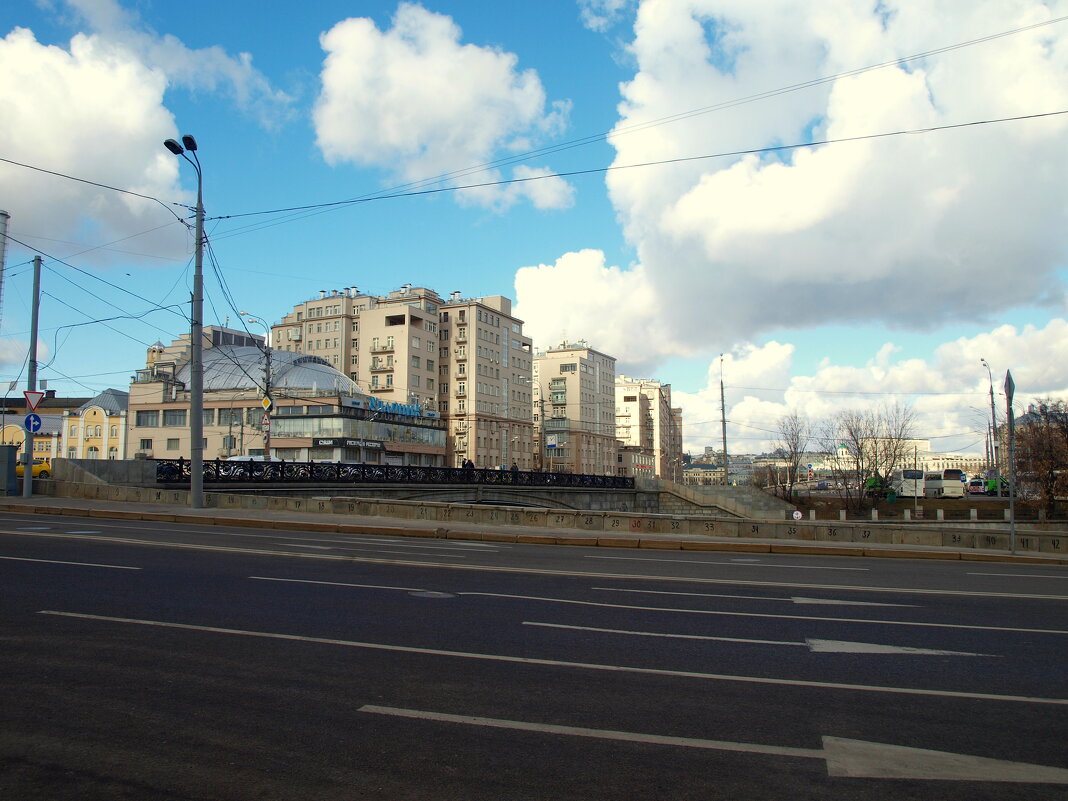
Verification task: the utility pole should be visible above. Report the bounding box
[0,210,10,333]
[22,256,41,498]
[719,354,728,484]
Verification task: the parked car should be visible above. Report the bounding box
[968,478,986,495]
[224,455,281,462]
[15,458,50,479]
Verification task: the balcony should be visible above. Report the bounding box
[370,344,394,353]
[453,349,467,360]
[369,364,394,372]
[369,385,394,393]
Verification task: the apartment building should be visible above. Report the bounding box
[437,292,534,469]
[533,341,617,475]
[273,286,534,469]
[615,376,683,479]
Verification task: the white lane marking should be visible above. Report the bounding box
[37,611,1068,706]
[360,706,1068,782]
[224,530,500,551]
[586,555,867,571]
[250,576,433,593]
[524,622,992,657]
[524,621,804,647]
[461,591,1068,636]
[16,526,52,530]
[968,572,1068,579]
[65,530,102,535]
[806,639,991,656]
[0,555,139,570]
[791,597,915,607]
[592,587,918,608]
[359,704,818,759]
[6,530,1067,600]
[274,543,334,550]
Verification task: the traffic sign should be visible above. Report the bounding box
[24,390,44,411]
[792,510,803,521]
[261,396,273,411]
[261,413,271,430]
[24,413,42,433]
[1004,370,1015,406]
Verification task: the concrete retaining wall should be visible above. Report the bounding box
[33,479,1068,557]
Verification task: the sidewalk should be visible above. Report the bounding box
[2,493,1065,565]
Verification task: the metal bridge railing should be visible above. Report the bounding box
[155,459,635,490]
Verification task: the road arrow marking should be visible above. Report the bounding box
[527,622,992,656]
[805,639,991,656]
[594,587,917,607]
[822,736,1068,782]
[359,705,1068,783]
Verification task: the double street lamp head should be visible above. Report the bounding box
[163,134,199,155]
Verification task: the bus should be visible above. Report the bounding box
[924,468,966,498]
[890,468,925,498]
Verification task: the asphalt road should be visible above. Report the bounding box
[2,510,1067,800]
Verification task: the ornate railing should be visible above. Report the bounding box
[154,459,635,489]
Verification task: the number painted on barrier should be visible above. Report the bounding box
[1053,539,1062,550]
[750,525,760,535]
[630,519,644,531]
[554,514,566,524]
[671,521,680,530]
[384,504,394,514]
[465,510,474,519]
[984,535,997,546]
[611,519,621,528]
[950,534,961,544]
[704,522,716,532]
[488,510,499,521]
[510,512,521,523]
[416,508,427,518]
[786,527,797,537]
[584,516,595,526]
[1020,538,1032,549]
[440,509,451,520]
[861,529,871,539]
[828,528,838,537]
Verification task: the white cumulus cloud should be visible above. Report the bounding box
[517,0,1068,365]
[313,2,573,210]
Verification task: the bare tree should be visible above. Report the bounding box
[817,402,916,511]
[1014,399,1068,517]
[775,411,811,499]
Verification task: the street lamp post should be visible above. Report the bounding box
[240,312,272,457]
[164,135,204,508]
[980,358,999,479]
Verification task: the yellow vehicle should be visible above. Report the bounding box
[16,459,50,479]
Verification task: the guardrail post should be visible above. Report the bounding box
[839,509,846,521]
[903,509,911,521]
[871,509,878,521]
[970,508,978,521]
[808,510,816,521]
[936,508,944,521]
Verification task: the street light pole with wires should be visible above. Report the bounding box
[240,312,273,457]
[163,134,204,508]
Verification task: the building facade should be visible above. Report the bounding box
[533,341,617,475]
[614,376,682,479]
[273,286,535,470]
[128,327,446,465]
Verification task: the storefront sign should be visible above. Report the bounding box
[312,438,384,450]
[368,396,423,418]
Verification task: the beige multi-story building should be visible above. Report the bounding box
[61,389,129,460]
[615,376,683,479]
[533,341,617,475]
[437,292,534,469]
[273,286,534,469]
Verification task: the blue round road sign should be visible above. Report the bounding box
[24,413,42,433]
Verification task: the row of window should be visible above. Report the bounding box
[67,425,119,438]
[135,408,264,427]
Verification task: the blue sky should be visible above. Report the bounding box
[2,0,1067,456]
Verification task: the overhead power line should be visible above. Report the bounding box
[213,109,1068,221]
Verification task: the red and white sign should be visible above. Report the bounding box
[24,390,45,411]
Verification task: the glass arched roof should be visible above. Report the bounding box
[174,346,362,395]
